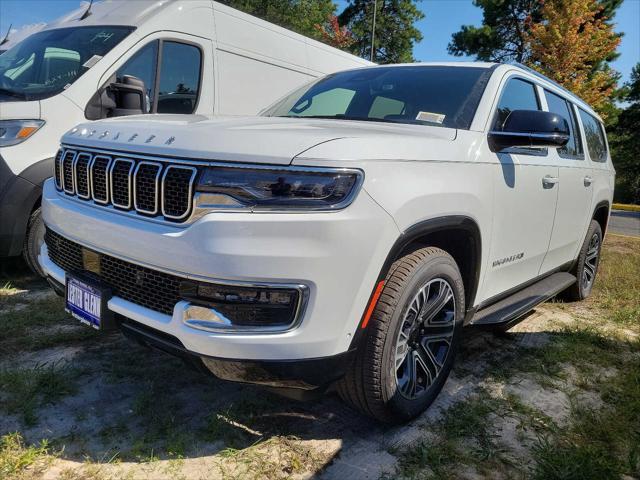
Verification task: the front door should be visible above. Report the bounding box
[482,77,559,300]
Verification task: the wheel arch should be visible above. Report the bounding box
[592,200,610,236]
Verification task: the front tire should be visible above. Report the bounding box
[337,247,465,424]
[564,220,603,301]
[23,207,46,277]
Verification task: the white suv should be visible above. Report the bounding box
[40,63,615,423]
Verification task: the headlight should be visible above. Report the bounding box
[0,120,45,147]
[195,165,363,210]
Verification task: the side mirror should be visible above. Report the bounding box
[85,74,147,120]
[488,110,570,152]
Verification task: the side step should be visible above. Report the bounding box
[471,272,576,329]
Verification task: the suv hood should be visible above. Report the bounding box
[62,115,457,165]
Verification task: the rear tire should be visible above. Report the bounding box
[23,207,46,277]
[564,220,602,301]
[337,247,465,424]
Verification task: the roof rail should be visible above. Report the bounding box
[510,62,587,106]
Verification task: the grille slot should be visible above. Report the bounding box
[58,148,199,222]
[134,162,162,215]
[162,166,197,220]
[62,151,76,194]
[74,153,91,199]
[54,149,64,190]
[46,228,182,316]
[90,155,111,204]
[110,159,135,209]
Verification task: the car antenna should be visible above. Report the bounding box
[0,24,12,47]
[79,0,93,20]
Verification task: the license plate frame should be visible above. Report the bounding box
[65,274,113,330]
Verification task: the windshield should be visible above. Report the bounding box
[0,26,134,101]
[262,66,493,129]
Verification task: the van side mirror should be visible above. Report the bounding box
[85,74,147,120]
[488,110,570,152]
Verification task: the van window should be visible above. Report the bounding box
[116,41,158,113]
[578,109,608,163]
[156,42,201,114]
[544,90,583,158]
[493,78,540,130]
[0,26,133,101]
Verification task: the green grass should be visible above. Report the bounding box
[0,296,98,354]
[0,432,50,480]
[0,363,82,426]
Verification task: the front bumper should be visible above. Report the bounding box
[41,178,399,361]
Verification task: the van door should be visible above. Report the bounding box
[482,77,559,300]
[93,33,213,117]
[540,92,593,273]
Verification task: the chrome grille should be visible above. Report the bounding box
[74,153,91,199]
[62,151,76,194]
[54,149,64,190]
[55,147,198,222]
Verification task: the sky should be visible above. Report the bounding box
[1,0,638,83]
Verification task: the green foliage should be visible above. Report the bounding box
[339,0,424,63]
[220,0,336,41]
[448,0,543,62]
[609,64,640,204]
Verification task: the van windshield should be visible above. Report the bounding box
[0,26,134,102]
[262,66,493,130]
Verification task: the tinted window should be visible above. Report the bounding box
[493,78,540,130]
[263,66,492,129]
[157,42,201,114]
[545,90,583,158]
[578,109,608,162]
[116,41,158,113]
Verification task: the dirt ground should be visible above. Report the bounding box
[1,234,639,480]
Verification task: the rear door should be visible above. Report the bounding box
[482,76,559,300]
[540,91,593,273]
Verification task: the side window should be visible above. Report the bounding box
[493,78,540,130]
[369,96,405,119]
[116,41,158,113]
[156,42,201,114]
[544,90,583,158]
[578,109,608,163]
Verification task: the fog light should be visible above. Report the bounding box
[180,280,308,333]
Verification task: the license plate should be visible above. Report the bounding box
[65,275,109,330]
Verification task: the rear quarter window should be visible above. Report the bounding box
[578,109,608,163]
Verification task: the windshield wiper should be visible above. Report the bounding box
[0,88,28,100]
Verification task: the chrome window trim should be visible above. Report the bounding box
[62,150,77,194]
[161,165,197,220]
[109,158,135,209]
[133,161,162,215]
[73,152,92,200]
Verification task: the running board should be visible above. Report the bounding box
[471,272,576,329]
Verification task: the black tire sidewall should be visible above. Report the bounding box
[576,221,602,299]
[381,255,465,419]
[23,207,46,277]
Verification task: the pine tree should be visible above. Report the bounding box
[339,0,424,63]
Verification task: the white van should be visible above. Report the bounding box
[0,0,371,273]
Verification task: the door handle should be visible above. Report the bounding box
[584,175,593,187]
[542,175,559,188]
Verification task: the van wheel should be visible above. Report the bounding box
[337,247,465,424]
[23,207,46,277]
[564,220,603,301]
